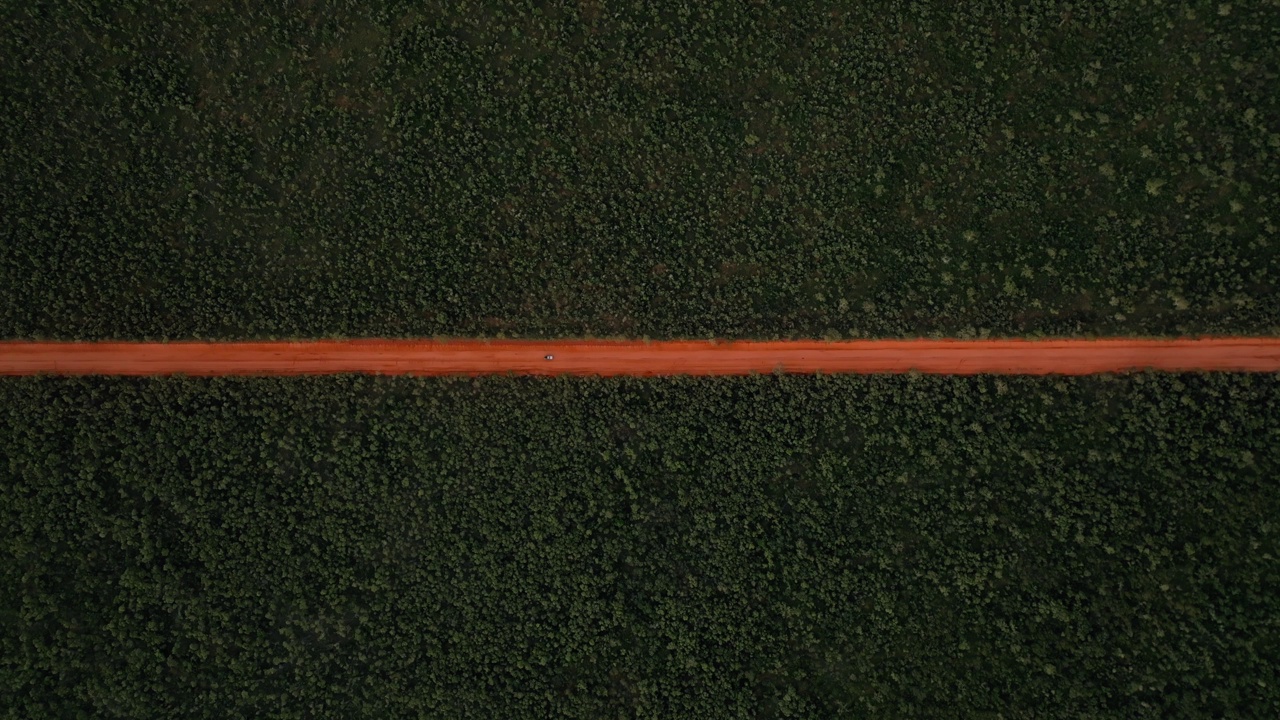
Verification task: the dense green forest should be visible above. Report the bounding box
[2,374,1277,717]
[3,1,1278,339]
[3,2,1278,716]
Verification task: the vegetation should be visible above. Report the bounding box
[3,373,1277,717]
[2,1,1278,339]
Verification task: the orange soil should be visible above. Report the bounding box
[3,338,1280,376]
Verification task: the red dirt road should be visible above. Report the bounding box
[3,338,1280,376]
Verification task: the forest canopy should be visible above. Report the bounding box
[2,373,1277,717]
[2,1,1277,339]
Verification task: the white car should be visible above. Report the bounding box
[544,354,554,360]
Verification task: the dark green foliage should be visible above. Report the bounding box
[2,1,1278,339]
[3,373,1278,717]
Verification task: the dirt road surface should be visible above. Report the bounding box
[3,338,1280,376]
